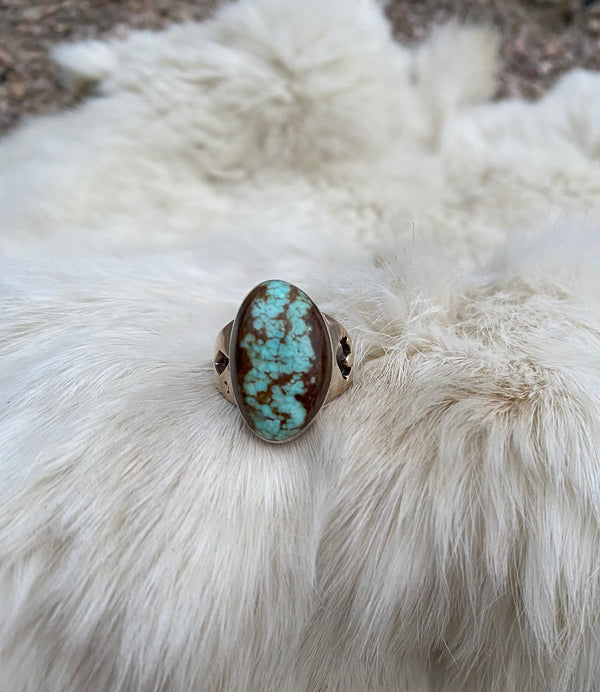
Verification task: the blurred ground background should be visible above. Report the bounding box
[0,0,599,135]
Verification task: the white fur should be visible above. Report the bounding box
[2,0,600,690]
[52,40,118,91]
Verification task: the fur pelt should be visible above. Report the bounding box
[2,1,600,691]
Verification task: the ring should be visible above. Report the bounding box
[214,279,353,443]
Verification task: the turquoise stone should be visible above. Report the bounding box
[230,280,331,442]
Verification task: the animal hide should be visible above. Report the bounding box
[2,1,600,690]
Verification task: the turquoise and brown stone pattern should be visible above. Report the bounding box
[230,280,331,442]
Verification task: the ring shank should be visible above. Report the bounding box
[214,320,236,405]
[322,313,354,403]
